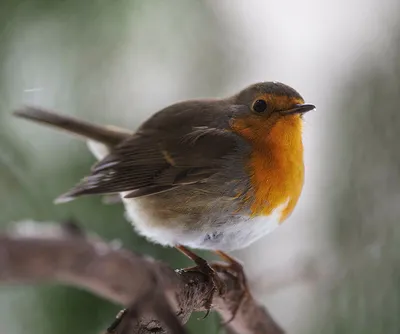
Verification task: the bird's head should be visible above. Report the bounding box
[229,81,315,146]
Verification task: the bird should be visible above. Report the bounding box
[14,81,315,309]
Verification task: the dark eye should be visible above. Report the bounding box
[252,99,268,113]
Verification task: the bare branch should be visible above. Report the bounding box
[0,220,284,334]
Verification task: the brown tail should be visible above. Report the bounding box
[14,106,131,146]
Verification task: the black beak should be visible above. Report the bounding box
[281,103,316,115]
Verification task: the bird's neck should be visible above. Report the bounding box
[242,116,305,221]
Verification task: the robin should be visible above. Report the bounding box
[14,81,315,308]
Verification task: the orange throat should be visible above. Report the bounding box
[233,115,305,222]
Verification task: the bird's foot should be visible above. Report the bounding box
[176,245,225,318]
[211,250,250,324]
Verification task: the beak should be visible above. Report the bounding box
[281,103,316,115]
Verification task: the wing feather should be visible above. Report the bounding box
[56,126,238,202]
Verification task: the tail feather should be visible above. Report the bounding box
[14,106,133,204]
[14,106,131,146]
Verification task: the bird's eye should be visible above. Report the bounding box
[252,99,268,113]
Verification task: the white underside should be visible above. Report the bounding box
[122,196,287,251]
[87,139,287,251]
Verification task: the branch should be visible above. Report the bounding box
[0,220,284,334]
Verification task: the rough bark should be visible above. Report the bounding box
[0,220,284,334]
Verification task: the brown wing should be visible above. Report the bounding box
[56,127,238,202]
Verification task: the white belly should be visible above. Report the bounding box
[122,196,288,251]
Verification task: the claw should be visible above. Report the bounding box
[105,308,128,333]
[175,246,251,323]
[212,250,251,324]
[176,245,225,318]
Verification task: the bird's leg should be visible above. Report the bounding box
[211,250,251,324]
[212,250,249,292]
[175,245,224,317]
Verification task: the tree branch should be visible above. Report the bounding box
[0,220,284,334]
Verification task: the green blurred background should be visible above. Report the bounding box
[1,0,400,333]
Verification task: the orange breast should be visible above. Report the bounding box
[232,114,304,222]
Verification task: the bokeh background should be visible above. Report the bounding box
[1,0,400,333]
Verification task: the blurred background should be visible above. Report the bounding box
[1,0,400,333]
